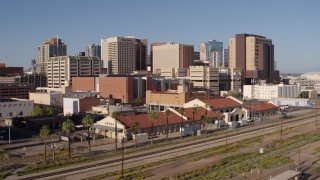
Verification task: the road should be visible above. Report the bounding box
[13,112,319,180]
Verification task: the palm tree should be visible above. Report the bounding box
[62,119,75,157]
[204,104,210,116]
[132,122,141,147]
[82,115,93,155]
[178,107,184,139]
[148,111,158,145]
[192,106,198,136]
[201,115,210,135]
[165,109,171,142]
[40,125,50,162]
[111,111,121,151]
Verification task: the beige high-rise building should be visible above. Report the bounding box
[189,66,219,96]
[229,34,279,86]
[152,43,194,74]
[47,56,100,88]
[37,38,67,74]
[101,37,136,75]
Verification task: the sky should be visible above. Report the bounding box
[0,0,319,73]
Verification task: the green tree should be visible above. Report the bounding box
[33,106,43,117]
[82,115,93,155]
[178,107,185,139]
[62,119,75,157]
[148,111,158,145]
[111,111,121,151]
[40,125,50,162]
[204,104,210,116]
[201,115,210,135]
[165,109,171,142]
[132,122,141,147]
[192,106,198,136]
[47,108,56,117]
[134,99,143,106]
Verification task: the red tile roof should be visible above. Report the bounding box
[203,97,242,109]
[119,111,183,129]
[183,107,222,120]
[244,103,278,112]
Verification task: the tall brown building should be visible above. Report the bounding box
[135,39,148,71]
[229,34,280,88]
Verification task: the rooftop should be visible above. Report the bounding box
[119,111,183,129]
[203,97,242,109]
[244,103,278,112]
[183,107,222,120]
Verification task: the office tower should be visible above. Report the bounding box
[152,43,194,74]
[199,40,223,68]
[193,51,200,61]
[135,39,148,71]
[150,42,167,72]
[37,38,67,74]
[223,48,229,67]
[47,56,100,88]
[101,37,136,75]
[189,66,219,96]
[85,44,101,58]
[229,34,280,85]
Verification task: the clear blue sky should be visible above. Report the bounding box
[0,0,319,73]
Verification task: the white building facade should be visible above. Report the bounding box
[243,84,301,100]
[0,98,33,119]
[47,56,100,88]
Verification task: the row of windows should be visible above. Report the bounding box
[0,103,31,108]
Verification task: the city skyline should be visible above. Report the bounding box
[0,0,319,73]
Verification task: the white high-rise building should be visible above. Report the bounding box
[101,37,136,75]
[47,56,100,88]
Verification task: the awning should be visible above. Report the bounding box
[92,124,123,132]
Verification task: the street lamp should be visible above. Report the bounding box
[5,118,12,144]
[259,147,265,180]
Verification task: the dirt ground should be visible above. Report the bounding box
[146,119,320,179]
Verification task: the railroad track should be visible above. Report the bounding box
[21,114,318,180]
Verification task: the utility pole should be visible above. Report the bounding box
[298,147,301,171]
[225,128,228,150]
[121,138,124,179]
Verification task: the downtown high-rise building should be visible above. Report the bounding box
[85,44,101,58]
[101,36,147,75]
[223,48,229,67]
[229,34,280,87]
[47,56,100,88]
[37,38,67,74]
[152,43,194,74]
[135,39,148,71]
[199,40,223,68]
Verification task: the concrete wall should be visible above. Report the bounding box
[0,99,33,119]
